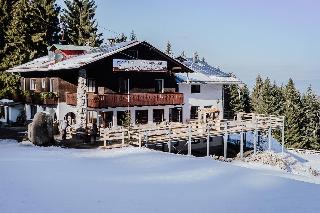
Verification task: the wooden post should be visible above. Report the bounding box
[188,124,192,156]
[206,124,210,157]
[254,129,257,155]
[168,125,172,153]
[268,125,272,151]
[138,132,142,148]
[240,131,244,159]
[122,131,125,148]
[224,133,228,160]
[282,117,285,154]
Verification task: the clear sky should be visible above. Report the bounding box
[58,0,320,94]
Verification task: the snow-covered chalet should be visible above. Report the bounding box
[4,40,240,128]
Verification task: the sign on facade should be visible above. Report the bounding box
[113,59,167,72]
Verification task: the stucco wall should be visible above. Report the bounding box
[179,83,224,122]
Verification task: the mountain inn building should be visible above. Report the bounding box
[4,40,240,129]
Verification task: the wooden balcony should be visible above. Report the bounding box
[87,93,184,108]
[66,92,77,106]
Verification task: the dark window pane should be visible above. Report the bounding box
[191,85,201,93]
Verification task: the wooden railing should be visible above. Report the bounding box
[66,92,77,106]
[88,93,184,108]
[66,92,184,108]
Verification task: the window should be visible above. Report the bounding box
[100,111,113,128]
[87,110,97,124]
[155,79,164,93]
[30,79,37,91]
[30,105,37,119]
[49,78,55,92]
[0,106,5,119]
[135,110,148,124]
[169,107,183,122]
[119,78,129,93]
[42,79,46,89]
[191,84,200,93]
[153,109,164,123]
[117,111,129,126]
[190,106,199,119]
[87,79,96,93]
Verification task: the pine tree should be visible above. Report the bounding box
[115,33,127,43]
[29,0,60,58]
[0,71,21,99]
[251,75,264,114]
[227,84,251,117]
[283,78,303,148]
[61,0,103,46]
[270,82,284,116]
[165,41,172,55]
[1,0,34,69]
[260,78,273,115]
[301,86,320,149]
[1,0,60,69]
[129,30,137,41]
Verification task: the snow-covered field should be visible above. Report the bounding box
[0,140,320,213]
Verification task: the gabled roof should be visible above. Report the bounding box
[7,41,193,73]
[175,58,241,84]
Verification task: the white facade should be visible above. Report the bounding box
[0,102,24,124]
[87,104,183,128]
[179,83,224,123]
[25,102,76,122]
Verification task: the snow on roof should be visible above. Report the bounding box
[49,44,93,51]
[7,40,142,72]
[175,58,241,84]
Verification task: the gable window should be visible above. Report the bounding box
[155,79,164,93]
[118,78,129,94]
[191,84,200,93]
[49,78,55,92]
[30,79,37,91]
[42,78,46,89]
[87,79,96,93]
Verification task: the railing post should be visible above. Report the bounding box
[254,117,258,155]
[240,131,244,159]
[138,132,142,148]
[206,124,210,157]
[224,123,228,160]
[282,116,285,154]
[122,131,125,148]
[268,118,272,151]
[168,125,172,153]
[188,124,192,156]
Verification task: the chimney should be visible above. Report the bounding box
[193,52,199,63]
[107,38,116,46]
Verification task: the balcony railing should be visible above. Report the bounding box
[66,93,184,108]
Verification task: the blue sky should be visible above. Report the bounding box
[58,0,320,94]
